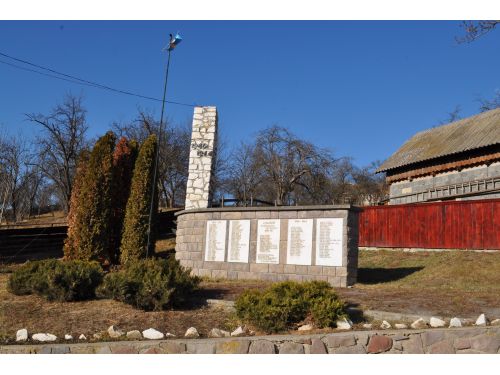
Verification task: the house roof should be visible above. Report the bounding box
[377,108,500,173]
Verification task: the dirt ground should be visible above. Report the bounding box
[0,273,237,343]
[2,249,500,343]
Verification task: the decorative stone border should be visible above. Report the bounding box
[2,326,499,354]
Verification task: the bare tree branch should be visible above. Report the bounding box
[456,21,500,43]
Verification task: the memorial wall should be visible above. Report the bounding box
[175,205,360,287]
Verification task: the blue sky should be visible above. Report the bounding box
[0,20,499,167]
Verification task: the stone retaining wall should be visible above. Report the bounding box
[2,326,499,354]
[175,206,360,287]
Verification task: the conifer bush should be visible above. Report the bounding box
[109,137,138,263]
[234,281,346,333]
[8,259,103,302]
[119,134,158,265]
[97,257,200,311]
[67,132,116,264]
[63,150,90,259]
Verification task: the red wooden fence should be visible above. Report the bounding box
[358,199,500,250]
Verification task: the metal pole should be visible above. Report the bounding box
[146,48,172,257]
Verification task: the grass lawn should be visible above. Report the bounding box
[1,249,500,343]
[340,249,500,318]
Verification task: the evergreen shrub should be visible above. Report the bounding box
[109,137,138,263]
[63,150,90,259]
[64,132,116,264]
[120,135,158,265]
[8,259,103,302]
[97,257,200,311]
[234,281,346,333]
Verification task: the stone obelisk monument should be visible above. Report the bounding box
[184,106,218,210]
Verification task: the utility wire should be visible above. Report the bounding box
[0,59,105,89]
[0,51,198,108]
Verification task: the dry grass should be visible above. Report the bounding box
[155,237,176,253]
[337,250,500,318]
[0,211,67,228]
[357,249,500,292]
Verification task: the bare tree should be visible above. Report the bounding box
[113,110,192,208]
[223,125,388,206]
[456,21,500,43]
[160,125,191,207]
[439,105,462,125]
[223,141,264,205]
[0,134,43,222]
[478,90,500,112]
[26,94,88,213]
[253,125,336,206]
[352,161,388,205]
[329,157,356,204]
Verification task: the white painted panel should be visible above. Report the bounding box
[227,220,250,263]
[256,219,280,264]
[286,219,313,265]
[315,218,343,266]
[204,220,227,262]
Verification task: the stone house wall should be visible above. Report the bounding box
[389,162,500,204]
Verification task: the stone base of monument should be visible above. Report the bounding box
[174,205,360,287]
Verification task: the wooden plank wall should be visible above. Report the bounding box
[358,199,500,250]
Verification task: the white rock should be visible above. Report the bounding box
[209,328,230,338]
[165,332,176,338]
[475,314,487,326]
[430,317,446,328]
[362,323,373,329]
[126,330,142,340]
[490,319,500,326]
[449,317,462,328]
[395,323,408,329]
[298,324,313,331]
[64,334,73,340]
[184,327,200,338]
[93,333,102,340]
[380,320,391,329]
[16,329,28,342]
[78,334,87,340]
[107,325,124,338]
[336,318,353,330]
[32,333,57,342]
[230,326,246,337]
[411,318,428,329]
[142,328,164,340]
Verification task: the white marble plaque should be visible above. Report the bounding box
[204,220,227,262]
[315,218,344,266]
[228,220,250,263]
[256,219,281,264]
[286,219,313,265]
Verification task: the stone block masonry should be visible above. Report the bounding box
[2,326,500,354]
[175,205,360,287]
[185,106,218,210]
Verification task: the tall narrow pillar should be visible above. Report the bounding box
[184,106,218,210]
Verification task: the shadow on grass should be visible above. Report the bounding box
[357,267,424,284]
[345,302,366,323]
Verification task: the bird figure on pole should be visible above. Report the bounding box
[167,32,182,51]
